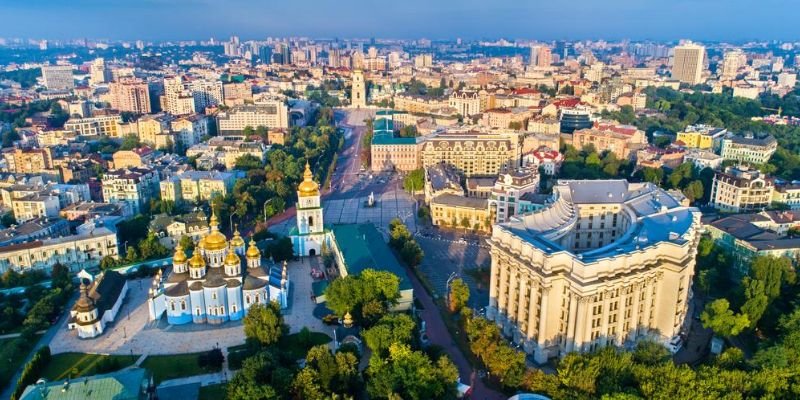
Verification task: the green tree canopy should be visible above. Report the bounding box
[243,302,288,347]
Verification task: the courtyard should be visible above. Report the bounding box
[49,259,331,356]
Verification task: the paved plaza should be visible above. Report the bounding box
[324,186,417,231]
[271,183,418,236]
[415,235,491,309]
[50,259,332,356]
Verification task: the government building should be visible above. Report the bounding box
[147,211,289,325]
[487,180,701,363]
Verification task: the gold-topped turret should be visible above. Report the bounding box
[230,225,245,248]
[189,250,206,268]
[297,161,319,197]
[204,206,228,251]
[173,243,188,264]
[246,237,261,259]
[225,245,240,266]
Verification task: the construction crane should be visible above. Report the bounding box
[761,106,783,116]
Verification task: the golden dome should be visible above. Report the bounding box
[297,161,319,197]
[225,246,240,266]
[189,251,205,268]
[204,207,228,251]
[230,227,245,248]
[246,239,261,259]
[173,243,188,264]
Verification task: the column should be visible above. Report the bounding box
[573,297,590,352]
[497,261,510,322]
[526,282,540,340]
[643,278,654,334]
[599,291,610,347]
[488,251,499,313]
[534,286,551,364]
[565,292,578,352]
[516,275,529,341]
[630,282,642,342]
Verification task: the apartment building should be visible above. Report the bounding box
[101,167,160,214]
[710,166,774,212]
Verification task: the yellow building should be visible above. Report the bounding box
[419,130,521,177]
[676,126,727,150]
[430,194,491,232]
[488,180,702,363]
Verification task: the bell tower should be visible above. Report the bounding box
[296,162,323,235]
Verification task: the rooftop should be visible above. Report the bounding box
[330,223,412,291]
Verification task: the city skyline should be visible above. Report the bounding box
[1,0,798,42]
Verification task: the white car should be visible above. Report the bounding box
[667,336,684,354]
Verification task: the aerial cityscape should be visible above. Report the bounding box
[0,1,798,400]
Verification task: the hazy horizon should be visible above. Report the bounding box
[0,0,798,42]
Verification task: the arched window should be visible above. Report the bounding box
[232,305,237,313]
[255,295,260,303]
[219,306,224,315]
[308,216,314,227]
[212,292,217,300]
[196,308,201,316]
[170,303,175,311]
[245,295,250,304]
[181,301,186,311]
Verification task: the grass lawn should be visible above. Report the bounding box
[41,353,138,381]
[199,383,227,400]
[0,335,42,390]
[141,352,216,384]
[278,331,332,360]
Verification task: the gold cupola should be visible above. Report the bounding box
[297,161,319,197]
[225,245,240,266]
[188,250,206,269]
[204,207,228,251]
[246,238,261,259]
[172,243,188,264]
[230,225,245,248]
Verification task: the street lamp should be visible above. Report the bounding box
[446,272,459,309]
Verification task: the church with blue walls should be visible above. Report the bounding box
[147,210,289,325]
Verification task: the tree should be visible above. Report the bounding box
[0,212,16,227]
[701,299,750,337]
[448,278,470,312]
[324,269,401,326]
[243,302,288,347]
[99,256,119,271]
[119,134,141,150]
[179,235,195,254]
[367,343,458,400]
[297,344,362,396]
[750,256,796,301]
[400,240,424,267]
[235,154,264,171]
[741,277,769,329]
[363,313,415,358]
[403,169,424,193]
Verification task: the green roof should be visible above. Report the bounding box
[20,368,147,400]
[372,134,417,145]
[330,224,413,290]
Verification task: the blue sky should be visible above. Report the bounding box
[0,0,796,41]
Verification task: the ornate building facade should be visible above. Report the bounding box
[147,211,289,325]
[487,180,702,363]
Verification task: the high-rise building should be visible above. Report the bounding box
[671,42,706,85]
[488,180,701,362]
[90,58,111,85]
[328,48,341,68]
[109,78,152,114]
[41,65,74,90]
[188,79,224,112]
[160,76,196,116]
[530,45,552,67]
[351,70,366,108]
[721,49,746,80]
[258,45,273,64]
